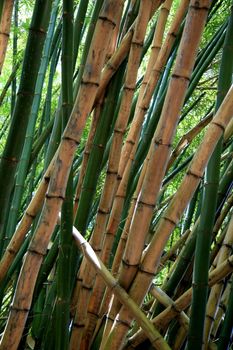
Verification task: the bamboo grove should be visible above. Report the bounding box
[0,0,233,349]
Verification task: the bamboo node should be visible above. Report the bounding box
[26,211,36,219]
[139,266,156,277]
[122,259,139,268]
[82,285,93,291]
[154,139,172,147]
[115,314,131,328]
[98,16,116,29]
[171,73,190,82]
[0,31,10,37]
[162,215,177,226]
[211,120,226,132]
[98,208,110,215]
[45,193,65,201]
[81,79,99,87]
[131,41,144,48]
[62,135,80,146]
[28,248,46,257]
[11,306,30,313]
[187,169,203,180]
[206,314,215,321]
[73,322,85,329]
[138,199,155,208]
[190,3,210,11]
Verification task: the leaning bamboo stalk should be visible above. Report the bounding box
[0,2,122,348]
[157,228,190,272]
[75,1,154,344]
[126,252,233,349]
[97,152,150,319]
[102,4,210,346]
[0,0,14,74]
[103,79,233,350]
[95,0,165,103]
[98,0,173,277]
[149,284,189,330]
[167,112,213,170]
[0,159,55,285]
[71,225,171,350]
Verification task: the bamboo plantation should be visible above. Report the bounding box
[0,0,233,349]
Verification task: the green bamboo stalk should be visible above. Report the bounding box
[187,5,233,348]
[4,0,59,247]
[0,60,21,108]
[53,0,74,347]
[0,0,53,255]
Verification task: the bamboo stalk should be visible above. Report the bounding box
[0,0,14,74]
[0,0,53,256]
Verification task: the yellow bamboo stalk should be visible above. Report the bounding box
[210,276,232,341]
[0,0,14,74]
[203,213,233,348]
[0,2,122,348]
[149,284,189,329]
[71,226,171,350]
[126,252,233,349]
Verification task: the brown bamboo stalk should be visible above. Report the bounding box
[126,252,233,349]
[117,0,190,182]
[0,2,122,348]
[203,213,233,348]
[99,0,173,278]
[0,0,14,74]
[75,2,154,345]
[0,157,55,284]
[73,105,102,215]
[97,152,150,320]
[95,0,165,103]
[101,3,209,347]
